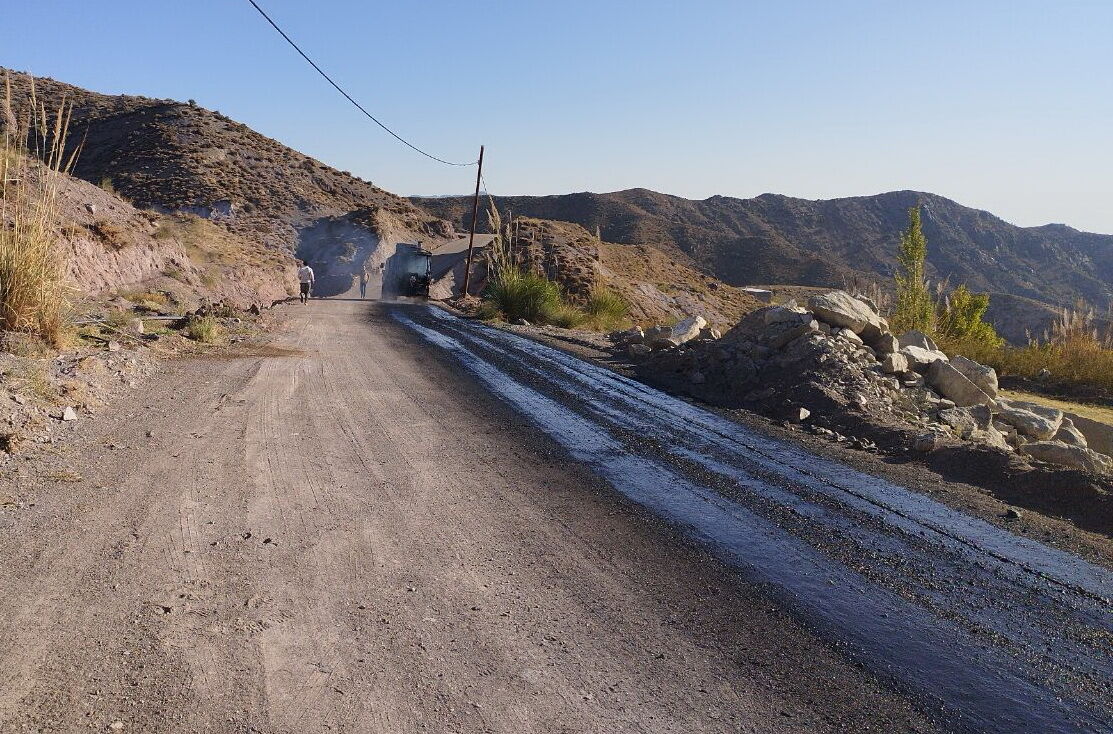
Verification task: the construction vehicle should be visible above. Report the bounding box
[386,242,433,297]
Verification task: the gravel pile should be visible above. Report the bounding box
[622,290,1112,475]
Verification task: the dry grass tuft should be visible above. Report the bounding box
[90,219,129,250]
[184,314,220,343]
[0,73,77,347]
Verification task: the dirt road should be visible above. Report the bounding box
[0,300,1108,732]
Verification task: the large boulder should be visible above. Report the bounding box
[897,330,939,351]
[1064,413,1113,457]
[926,360,994,407]
[669,315,707,346]
[881,352,910,374]
[871,333,900,355]
[901,345,949,372]
[762,302,809,326]
[938,407,980,438]
[950,356,998,398]
[1020,441,1113,475]
[1054,418,1088,448]
[807,291,886,336]
[764,318,820,350]
[994,399,1063,441]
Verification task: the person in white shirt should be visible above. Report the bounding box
[297,260,315,304]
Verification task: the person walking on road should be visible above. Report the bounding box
[297,260,315,304]
[359,265,370,300]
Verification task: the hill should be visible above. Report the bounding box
[412,189,1113,317]
[493,218,760,328]
[3,69,453,294]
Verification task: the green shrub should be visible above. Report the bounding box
[548,304,587,329]
[582,287,628,330]
[185,314,220,343]
[482,269,564,324]
[936,284,1003,346]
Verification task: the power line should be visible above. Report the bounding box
[244,0,478,167]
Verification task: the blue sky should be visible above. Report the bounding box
[4,0,1112,233]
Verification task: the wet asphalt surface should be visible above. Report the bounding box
[395,304,1113,734]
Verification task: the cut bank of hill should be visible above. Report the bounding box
[3,68,452,291]
[413,189,1113,320]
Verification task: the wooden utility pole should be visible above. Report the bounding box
[461,145,485,297]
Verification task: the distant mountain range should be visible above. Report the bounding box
[6,68,1108,339]
[412,189,1113,315]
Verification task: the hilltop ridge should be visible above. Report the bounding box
[413,188,1113,314]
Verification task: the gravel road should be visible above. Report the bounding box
[0,299,1108,732]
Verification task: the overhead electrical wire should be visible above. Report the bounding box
[244,0,478,167]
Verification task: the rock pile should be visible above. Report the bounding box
[634,290,1113,475]
[612,315,717,357]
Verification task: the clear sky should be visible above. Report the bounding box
[4,1,1112,233]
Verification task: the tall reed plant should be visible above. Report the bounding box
[0,74,79,345]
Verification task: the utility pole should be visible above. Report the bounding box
[461,145,485,297]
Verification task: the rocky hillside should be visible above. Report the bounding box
[3,152,293,312]
[483,218,760,329]
[413,189,1113,316]
[630,291,1113,480]
[3,69,452,291]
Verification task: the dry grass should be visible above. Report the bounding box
[0,74,78,346]
[120,290,169,308]
[90,219,129,249]
[185,314,220,343]
[941,307,1113,395]
[949,337,1113,394]
[998,390,1113,426]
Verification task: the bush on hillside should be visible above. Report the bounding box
[582,287,628,330]
[480,269,565,324]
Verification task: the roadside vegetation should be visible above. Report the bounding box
[0,75,78,347]
[478,204,628,330]
[184,314,221,343]
[891,206,1112,395]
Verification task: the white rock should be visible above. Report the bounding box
[1053,418,1088,448]
[668,315,708,346]
[61,407,78,422]
[807,290,886,336]
[763,301,807,325]
[926,361,994,407]
[897,330,939,351]
[871,333,900,355]
[881,352,909,374]
[1020,441,1113,474]
[901,345,949,372]
[994,399,1063,441]
[950,356,998,398]
[1062,412,1113,457]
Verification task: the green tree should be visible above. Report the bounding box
[892,205,935,333]
[937,284,1003,346]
